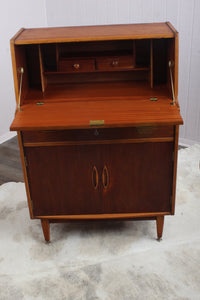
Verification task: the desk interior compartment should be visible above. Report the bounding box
[13,37,176,106]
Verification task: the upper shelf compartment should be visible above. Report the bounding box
[42,40,137,74]
[10,22,179,114]
[12,34,176,106]
[38,39,153,93]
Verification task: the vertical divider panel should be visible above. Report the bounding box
[38,45,47,93]
[150,39,153,88]
[133,40,136,68]
[11,45,29,107]
[56,44,59,71]
[10,28,25,106]
[166,22,179,107]
[174,33,179,107]
[171,125,179,214]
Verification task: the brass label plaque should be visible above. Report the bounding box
[90,120,105,126]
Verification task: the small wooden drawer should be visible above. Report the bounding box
[58,58,95,73]
[22,126,174,146]
[96,55,134,71]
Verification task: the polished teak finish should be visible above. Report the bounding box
[10,23,183,242]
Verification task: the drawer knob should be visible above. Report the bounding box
[111,60,119,66]
[73,63,80,70]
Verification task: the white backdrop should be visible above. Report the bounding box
[1,0,200,145]
[0,0,47,143]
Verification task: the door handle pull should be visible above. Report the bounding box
[102,165,109,189]
[92,166,98,190]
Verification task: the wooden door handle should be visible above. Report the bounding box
[92,166,98,190]
[102,165,109,189]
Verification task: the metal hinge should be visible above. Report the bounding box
[150,97,158,101]
[36,101,44,106]
[18,67,24,111]
[169,60,175,105]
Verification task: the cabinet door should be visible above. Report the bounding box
[102,142,173,214]
[25,145,102,216]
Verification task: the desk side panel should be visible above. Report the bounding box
[17,132,34,219]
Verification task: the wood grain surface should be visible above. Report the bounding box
[10,97,183,131]
[13,23,175,45]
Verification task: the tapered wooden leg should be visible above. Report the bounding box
[156,216,164,241]
[41,219,50,242]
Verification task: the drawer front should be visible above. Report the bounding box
[96,55,134,71]
[22,126,174,145]
[58,58,95,73]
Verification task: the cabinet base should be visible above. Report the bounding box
[40,216,165,242]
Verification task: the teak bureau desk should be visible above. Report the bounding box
[10,23,183,242]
